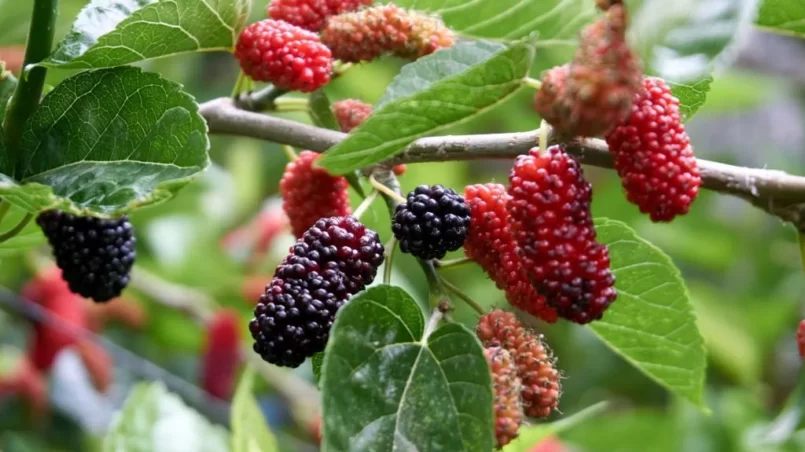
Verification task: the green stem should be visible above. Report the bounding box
[383,238,397,285]
[236,85,290,112]
[2,0,59,174]
[435,257,473,270]
[418,259,447,309]
[523,76,543,90]
[353,190,379,220]
[281,145,298,161]
[539,120,549,154]
[274,97,309,112]
[0,201,11,227]
[0,214,31,242]
[230,70,246,99]
[441,278,485,315]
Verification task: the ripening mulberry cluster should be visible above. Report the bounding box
[485,347,523,448]
[605,77,701,222]
[477,309,562,420]
[37,211,135,303]
[533,4,642,138]
[250,216,383,367]
[268,0,372,32]
[280,151,351,238]
[464,184,557,323]
[508,146,617,324]
[392,185,471,260]
[234,19,332,92]
[321,4,454,63]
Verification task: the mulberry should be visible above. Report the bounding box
[508,146,617,324]
[477,309,562,419]
[485,346,523,448]
[321,4,454,63]
[392,185,470,260]
[280,151,351,238]
[605,77,701,222]
[268,0,372,32]
[463,184,556,322]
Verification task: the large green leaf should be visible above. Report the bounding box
[231,368,278,452]
[321,285,494,452]
[4,66,208,216]
[389,0,595,41]
[104,382,229,452]
[317,39,534,174]
[43,0,251,69]
[756,0,805,38]
[590,218,707,410]
[627,0,760,83]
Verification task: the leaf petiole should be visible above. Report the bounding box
[0,214,32,243]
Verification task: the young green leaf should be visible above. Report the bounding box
[43,0,251,69]
[628,0,761,83]
[589,218,707,410]
[308,90,341,132]
[321,285,494,451]
[231,368,278,452]
[3,66,209,217]
[104,382,229,452]
[391,0,595,41]
[670,76,713,122]
[756,0,805,38]
[317,39,535,174]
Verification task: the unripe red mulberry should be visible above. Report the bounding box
[268,0,372,32]
[202,310,242,400]
[508,146,617,324]
[535,5,642,138]
[280,151,351,238]
[605,77,701,222]
[234,19,332,92]
[797,320,805,361]
[463,184,557,323]
[28,291,86,371]
[321,5,454,63]
[332,99,373,133]
[477,309,561,419]
[484,346,523,448]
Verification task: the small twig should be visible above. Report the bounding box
[383,238,397,285]
[441,278,485,316]
[128,266,214,324]
[369,175,406,204]
[0,214,31,243]
[235,85,290,112]
[435,257,473,270]
[353,190,379,220]
[523,76,543,90]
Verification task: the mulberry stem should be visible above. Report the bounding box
[369,175,406,204]
[435,257,473,270]
[0,214,32,243]
[523,76,543,90]
[441,277,485,315]
[352,190,379,220]
[383,238,397,285]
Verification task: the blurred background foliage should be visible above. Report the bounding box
[1,0,805,451]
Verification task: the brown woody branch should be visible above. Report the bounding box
[199,97,805,230]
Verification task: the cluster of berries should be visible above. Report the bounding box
[533,3,701,222]
[234,1,454,93]
[478,309,562,447]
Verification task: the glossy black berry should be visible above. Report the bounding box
[250,216,383,368]
[392,185,471,260]
[37,211,135,302]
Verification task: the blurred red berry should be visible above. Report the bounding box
[202,310,242,400]
[268,0,373,31]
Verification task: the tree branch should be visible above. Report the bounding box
[199,97,805,229]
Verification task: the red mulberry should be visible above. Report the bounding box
[507,146,617,324]
[332,99,373,133]
[463,184,556,323]
[477,309,561,419]
[268,0,372,32]
[605,77,701,222]
[320,4,454,63]
[234,19,332,92]
[280,151,351,238]
[485,347,523,448]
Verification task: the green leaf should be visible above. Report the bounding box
[308,90,340,132]
[104,382,230,452]
[502,402,608,452]
[670,76,712,122]
[5,66,209,216]
[589,218,707,410]
[628,0,761,83]
[390,0,595,41]
[232,368,278,452]
[321,285,494,452]
[43,0,251,69]
[311,352,324,385]
[317,39,535,174]
[0,205,44,257]
[756,0,805,38]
